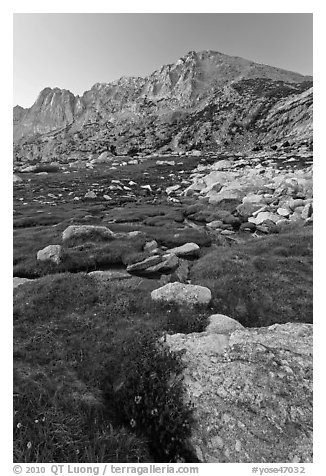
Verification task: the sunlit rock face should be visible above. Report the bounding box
[13,50,312,162]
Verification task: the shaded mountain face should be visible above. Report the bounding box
[13,50,313,162]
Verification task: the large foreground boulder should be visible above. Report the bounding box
[166,320,312,463]
[151,282,211,307]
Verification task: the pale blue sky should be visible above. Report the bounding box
[13,13,313,108]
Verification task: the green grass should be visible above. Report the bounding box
[190,227,313,327]
[13,216,212,278]
[13,160,313,462]
[14,235,150,278]
[13,273,208,463]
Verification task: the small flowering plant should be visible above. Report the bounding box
[108,330,195,462]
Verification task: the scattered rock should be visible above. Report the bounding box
[36,245,62,264]
[144,240,159,253]
[84,191,97,199]
[220,229,236,235]
[166,185,181,195]
[13,277,32,289]
[143,254,179,275]
[236,202,263,218]
[127,255,162,274]
[287,198,305,211]
[301,202,313,220]
[164,243,200,258]
[205,314,244,334]
[277,207,290,217]
[20,165,38,173]
[62,225,115,243]
[206,220,224,229]
[252,211,281,225]
[151,282,211,307]
[88,270,132,281]
[90,151,114,164]
[211,160,232,170]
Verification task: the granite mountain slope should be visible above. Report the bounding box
[13,50,313,162]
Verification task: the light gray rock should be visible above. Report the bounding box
[301,202,313,220]
[151,282,211,307]
[36,245,62,264]
[62,225,115,243]
[144,240,159,253]
[90,151,114,164]
[167,322,312,463]
[287,198,306,211]
[88,270,131,281]
[206,220,224,229]
[164,243,200,258]
[13,277,32,289]
[13,174,23,182]
[127,255,162,273]
[207,189,242,205]
[253,211,281,225]
[166,185,181,195]
[220,229,236,235]
[156,160,175,166]
[236,202,263,218]
[20,165,38,173]
[210,160,232,170]
[84,191,97,199]
[277,207,291,218]
[242,193,266,204]
[206,314,244,335]
[183,181,206,196]
[142,254,179,275]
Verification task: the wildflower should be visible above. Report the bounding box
[27,442,32,449]
[134,396,142,404]
[150,408,158,416]
[41,417,46,422]
[16,422,22,429]
[34,420,39,424]
[130,419,136,428]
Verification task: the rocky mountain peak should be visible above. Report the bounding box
[13,49,313,156]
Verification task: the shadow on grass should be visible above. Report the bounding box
[13,273,207,462]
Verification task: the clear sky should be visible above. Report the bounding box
[13,13,313,108]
